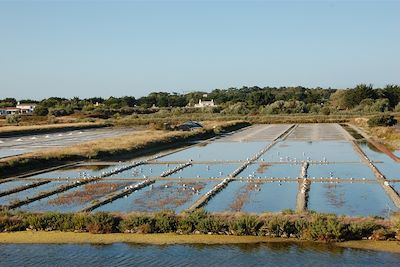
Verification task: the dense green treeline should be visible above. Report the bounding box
[1,84,400,117]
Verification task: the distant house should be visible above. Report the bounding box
[194,99,217,108]
[16,102,36,114]
[0,107,20,115]
[0,102,37,116]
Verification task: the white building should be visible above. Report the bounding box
[16,102,36,114]
[0,108,20,115]
[194,99,216,108]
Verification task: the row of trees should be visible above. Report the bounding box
[1,84,399,116]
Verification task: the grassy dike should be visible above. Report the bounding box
[0,210,399,253]
[0,120,250,178]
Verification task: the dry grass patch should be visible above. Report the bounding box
[0,231,295,245]
[368,127,400,150]
[351,117,400,150]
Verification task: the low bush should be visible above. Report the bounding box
[197,217,228,234]
[0,213,27,232]
[25,213,74,231]
[367,115,397,127]
[6,114,21,124]
[119,215,155,233]
[87,212,120,234]
[370,228,396,241]
[346,221,380,240]
[262,217,297,237]
[229,215,262,236]
[178,209,208,234]
[71,213,91,232]
[154,211,177,233]
[306,215,346,241]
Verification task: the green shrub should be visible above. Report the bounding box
[229,216,262,235]
[48,107,74,117]
[346,222,380,240]
[294,218,309,237]
[196,217,228,234]
[6,114,21,124]
[262,217,296,236]
[25,213,74,231]
[370,228,396,240]
[178,209,208,234]
[178,216,195,233]
[394,103,400,112]
[367,115,397,127]
[71,213,91,231]
[0,214,27,232]
[33,105,49,116]
[320,106,331,115]
[370,99,390,112]
[118,215,155,233]
[154,211,177,233]
[87,212,120,234]
[307,215,346,241]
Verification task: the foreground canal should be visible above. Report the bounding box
[1,243,399,266]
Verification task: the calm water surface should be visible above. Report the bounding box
[1,243,399,266]
[160,141,267,161]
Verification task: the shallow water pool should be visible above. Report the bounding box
[160,141,267,161]
[26,165,117,179]
[239,163,300,178]
[0,180,31,191]
[307,163,376,179]
[168,163,240,179]
[358,142,400,179]
[19,180,132,213]
[113,164,179,178]
[308,182,398,217]
[241,182,298,212]
[0,181,68,206]
[95,180,217,213]
[264,141,362,162]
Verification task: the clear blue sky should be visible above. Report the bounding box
[0,1,399,100]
